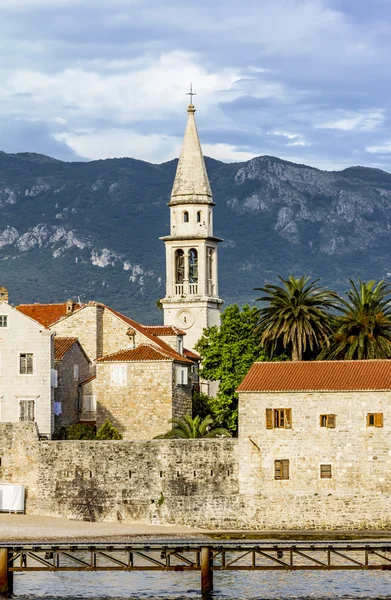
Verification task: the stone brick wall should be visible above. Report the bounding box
[172,365,192,419]
[54,343,91,431]
[96,361,176,439]
[53,305,103,363]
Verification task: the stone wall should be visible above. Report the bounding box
[53,305,103,363]
[54,343,91,431]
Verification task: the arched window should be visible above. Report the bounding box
[197,211,201,223]
[175,249,184,283]
[189,249,198,283]
[183,211,189,223]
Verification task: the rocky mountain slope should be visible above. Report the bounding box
[1,150,391,322]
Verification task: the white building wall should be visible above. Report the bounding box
[0,303,53,437]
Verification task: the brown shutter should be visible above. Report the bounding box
[327,414,336,428]
[284,408,292,429]
[366,414,371,427]
[375,413,383,427]
[320,464,332,479]
[282,459,289,480]
[274,460,281,479]
[266,408,273,429]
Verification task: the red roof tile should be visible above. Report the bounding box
[142,325,186,336]
[80,375,96,386]
[54,337,78,360]
[237,360,391,393]
[97,345,176,363]
[184,348,201,360]
[17,302,82,327]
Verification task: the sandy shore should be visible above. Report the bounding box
[2,515,391,542]
[0,514,208,541]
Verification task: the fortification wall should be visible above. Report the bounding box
[3,423,391,529]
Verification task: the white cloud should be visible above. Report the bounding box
[202,143,256,163]
[267,129,310,147]
[318,110,384,132]
[366,141,391,154]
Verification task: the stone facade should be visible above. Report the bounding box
[96,360,192,439]
[53,305,103,365]
[0,302,53,437]
[54,341,91,432]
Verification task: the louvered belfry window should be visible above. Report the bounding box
[266,408,292,429]
[274,459,289,480]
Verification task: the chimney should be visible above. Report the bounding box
[0,287,9,303]
[66,299,75,315]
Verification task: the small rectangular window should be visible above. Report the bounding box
[274,459,289,480]
[74,364,79,381]
[176,365,188,385]
[19,353,34,374]
[83,395,97,412]
[266,408,292,429]
[320,464,332,479]
[367,413,383,427]
[320,414,336,428]
[110,365,127,386]
[0,316,7,328]
[19,400,35,422]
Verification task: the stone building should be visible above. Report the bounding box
[160,100,224,354]
[53,337,91,433]
[237,360,391,504]
[0,288,54,438]
[17,301,194,438]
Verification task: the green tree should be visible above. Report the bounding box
[195,304,275,433]
[96,419,123,440]
[319,279,391,360]
[255,275,338,361]
[66,423,96,440]
[155,414,231,439]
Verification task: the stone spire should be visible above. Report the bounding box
[169,104,213,206]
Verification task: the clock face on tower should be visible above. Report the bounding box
[176,309,195,329]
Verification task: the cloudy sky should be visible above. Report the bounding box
[0,0,390,170]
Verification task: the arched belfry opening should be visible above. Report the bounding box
[197,211,201,223]
[175,249,185,294]
[189,249,198,294]
[183,211,189,223]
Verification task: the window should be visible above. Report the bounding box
[274,459,289,480]
[19,353,34,375]
[183,211,189,223]
[19,400,34,422]
[188,249,198,283]
[0,316,7,328]
[176,365,188,385]
[320,414,336,428]
[177,335,183,355]
[320,464,332,479]
[266,408,292,429]
[367,413,383,427]
[175,249,185,284]
[197,211,201,223]
[51,369,58,388]
[110,365,127,386]
[83,396,97,412]
[74,364,79,381]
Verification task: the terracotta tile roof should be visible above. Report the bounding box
[142,325,186,336]
[237,360,391,393]
[54,337,78,360]
[97,344,178,363]
[106,307,192,364]
[17,302,82,327]
[80,375,96,386]
[184,348,201,360]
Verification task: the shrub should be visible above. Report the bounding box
[66,423,96,440]
[96,419,123,440]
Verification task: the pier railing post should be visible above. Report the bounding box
[200,546,213,595]
[0,549,13,595]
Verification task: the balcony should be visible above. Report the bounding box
[189,283,198,295]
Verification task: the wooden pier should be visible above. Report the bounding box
[1,540,391,595]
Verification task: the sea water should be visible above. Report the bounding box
[11,569,391,599]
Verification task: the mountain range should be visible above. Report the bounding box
[1,150,391,323]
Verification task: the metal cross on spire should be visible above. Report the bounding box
[186,84,196,104]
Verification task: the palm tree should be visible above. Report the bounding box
[255,275,339,361]
[155,414,231,439]
[319,279,391,360]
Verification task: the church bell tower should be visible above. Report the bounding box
[160,97,223,352]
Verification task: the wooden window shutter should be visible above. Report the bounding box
[284,408,292,429]
[274,460,282,479]
[366,414,371,427]
[375,412,383,427]
[327,414,336,428]
[266,409,273,429]
[320,464,332,479]
[282,459,289,479]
